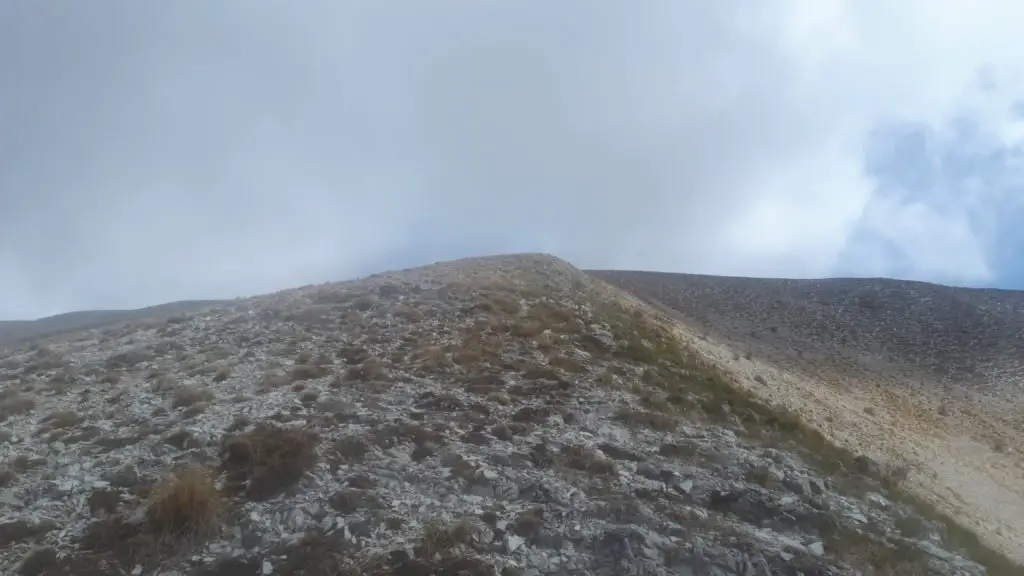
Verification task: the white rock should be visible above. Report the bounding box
[506,533,526,553]
[866,493,889,508]
[808,541,825,557]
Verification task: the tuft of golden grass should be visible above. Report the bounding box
[146,467,222,539]
[220,423,319,501]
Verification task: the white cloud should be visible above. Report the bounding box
[1,1,1023,317]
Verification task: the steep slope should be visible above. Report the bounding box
[585,271,1024,391]
[591,269,1024,569]
[0,255,1015,575]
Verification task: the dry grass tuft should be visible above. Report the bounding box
[343,357,391,382]
[41,409,81,430]
[414,518,483,560]
[477,291,522,315]
[392,303,422,321]
[509,320,544,339]
[614,408,678,432]
[546,353,588,374]
[220,423,320,501]
[337,345,370,365]
[172,385,214,408]
[146,467,222,538]
[258,371,291,392]
[87,488,122,516]
[879,459,913,490]
[330,435,371,465]
[559,445,617,475]
[0,393,36,422]
[449,332,502,367]
[291,363,328,381]
[411,345,453,374]
[824,526,932,576]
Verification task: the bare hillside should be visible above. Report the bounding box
[0,255,1016,575]
[591,268,1024,569]
[0,301,225,348]
[588,271,1024,425]
[586,271,1024,387]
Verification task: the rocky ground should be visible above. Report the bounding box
[0,301,222,348]
[585,271,1024,393]
[0,254,1014,575]
[586,269,1024,437]
[590,269,1024,565]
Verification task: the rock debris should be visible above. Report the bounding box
[0,254,1003,575]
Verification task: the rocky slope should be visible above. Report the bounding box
[590,269,1024,566]
[0,301,223,347]
[0,254,1015,575]
[586,271,1024,391]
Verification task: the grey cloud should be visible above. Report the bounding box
[0,2,942,318]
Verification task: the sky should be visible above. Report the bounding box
[2,1,1024,319]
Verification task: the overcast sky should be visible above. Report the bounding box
[2,1,1024,319]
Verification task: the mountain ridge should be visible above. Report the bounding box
[0,254,1019,574]
[0,301,225,347]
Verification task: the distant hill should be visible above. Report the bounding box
[0,300,225,346]
[588,270,1024,390]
